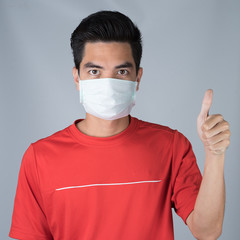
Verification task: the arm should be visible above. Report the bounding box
[187,153,225,239]
[9,144,52,240]
[186,89,230,239]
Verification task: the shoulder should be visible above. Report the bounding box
[134,116,190,144]
[134,117,177,144]
[30,123,72,152]
[136,117,175,135]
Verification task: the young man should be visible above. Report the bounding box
[9,10,230,240]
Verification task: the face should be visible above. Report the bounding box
[73,41,143,91]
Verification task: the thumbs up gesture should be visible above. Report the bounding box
[197,89,231,155]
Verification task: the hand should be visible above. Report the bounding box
[197,89,231,155]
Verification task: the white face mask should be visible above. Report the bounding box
[78,76,138,120]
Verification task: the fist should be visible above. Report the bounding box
[197,89,231,155]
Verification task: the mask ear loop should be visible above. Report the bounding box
[132,81,138,101]
[78,75,84,103]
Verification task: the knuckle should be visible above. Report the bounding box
[223,121,229,128]
[225,130,231,137]
[215,114,223,121]
[201,125,205,132]
[209,144,214,151]
[206,138,211,145]
[204,131,210,139]
[202,123,208,130]
[219,149,225,154]
[220,121,229,131]
[219,114,223,119]
[226,139,230,146]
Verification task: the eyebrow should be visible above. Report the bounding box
[83,61,134,69]
[115,62,133,69]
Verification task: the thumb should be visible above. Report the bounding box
[199,89,213,118]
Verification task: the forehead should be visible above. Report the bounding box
[82,41,134,63]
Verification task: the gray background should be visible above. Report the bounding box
[1,0,239,239]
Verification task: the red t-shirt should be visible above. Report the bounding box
[9,115,202,240]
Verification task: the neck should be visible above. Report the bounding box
[76,114,130,138]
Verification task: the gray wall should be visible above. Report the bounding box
[1,0,239,239]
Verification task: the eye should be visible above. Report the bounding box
[89,69,100,75]
[118,69,128,75]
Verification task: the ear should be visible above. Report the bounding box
[136,67,143,91]
[73,67,79,91]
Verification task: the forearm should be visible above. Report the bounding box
[190,89,230,239]
[191,152,225,239]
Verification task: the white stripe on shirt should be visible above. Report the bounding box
[55,179,162,191]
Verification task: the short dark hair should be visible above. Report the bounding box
[70,10,142,75]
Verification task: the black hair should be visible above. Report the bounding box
[70,10,142,75]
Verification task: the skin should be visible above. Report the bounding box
[72,41,143,137]
[186,89,230,239]
[73,41,231,239]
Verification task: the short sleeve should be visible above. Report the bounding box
[9,144,53,240]
[171,130,202,225]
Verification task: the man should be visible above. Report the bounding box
[9,10,230,240]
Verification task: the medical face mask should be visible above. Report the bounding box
[78,76,138,120]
